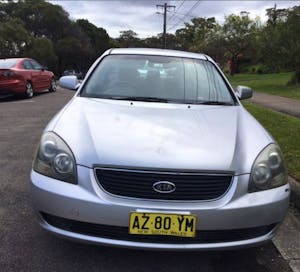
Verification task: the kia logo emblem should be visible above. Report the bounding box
[153,181,176,194]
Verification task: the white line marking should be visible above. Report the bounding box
[11,100,35,103]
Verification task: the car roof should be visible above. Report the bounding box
[109,48,208,60]
[0,58,27,61]
[0,58,32,65]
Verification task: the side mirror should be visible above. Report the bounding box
[42,66,48,71]
[59,75,80,91]
[236,85,253,100]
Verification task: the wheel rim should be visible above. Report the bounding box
[26,83,33,97]
[51,79,57,91]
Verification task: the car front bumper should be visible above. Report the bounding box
[30,165,290,250]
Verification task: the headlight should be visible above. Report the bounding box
[249,144,287,192]
[33,132,77,184]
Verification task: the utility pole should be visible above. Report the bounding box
[156,3,175,49]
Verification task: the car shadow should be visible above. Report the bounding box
[0,90,52,103]
[36,233,286,272]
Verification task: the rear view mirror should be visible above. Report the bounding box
[236,85,253,100]
[59,75,80,91]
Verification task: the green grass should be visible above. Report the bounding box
[228,72,300,100]
[243,101,300,181]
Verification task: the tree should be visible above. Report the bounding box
[117,30,141,47]
[55,37,90,74]
[76,19,110,59]
[174,17,224,62]
[0,0,112,75]
[26,37,57,71]
[0,17,31,58]
[175,26,193,51]
[9,0,71,41]
[286,6,300,84]
[221,12,258,74]
[143,36,161,48]
[258,5,300,83]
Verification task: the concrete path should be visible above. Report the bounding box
[273,212,300,272]
[249,92,300,118]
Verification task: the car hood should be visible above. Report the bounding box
[52,97,273,174]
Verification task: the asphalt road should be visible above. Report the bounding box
[0,88,292,272]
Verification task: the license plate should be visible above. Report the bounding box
[129,212,197,237]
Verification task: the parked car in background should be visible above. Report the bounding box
[62,69,84,80]
[0,58,56,98]
[62,69,76,77]
[31,48,289,250]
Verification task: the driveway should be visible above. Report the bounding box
[249,92,300,118]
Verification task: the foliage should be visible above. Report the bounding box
[117,30,141,47]
[0,0,110,75]
[0,17,31,58]
[243,102,300,181]
[26,37,57,71]
[176,17,219,52]
[221,12,259,73]
[76,19,110,58]
[0,0,299,82]
[289,71,300,85]
[258,5,300,81]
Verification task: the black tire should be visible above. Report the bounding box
[25,81,34,98]
[49,78,57,92]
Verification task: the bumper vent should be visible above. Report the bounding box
[42,213,276,244]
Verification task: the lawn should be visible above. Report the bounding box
[228,72,300,100]
[243,101,300,181]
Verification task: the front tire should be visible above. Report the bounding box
[49,78,57,92]
[25,82,33,98]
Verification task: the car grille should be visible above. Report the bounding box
[94,168,233,201]
[42,213,276,244]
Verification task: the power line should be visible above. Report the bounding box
[170,11,196,19]
[167,0,201,31]
[167,1,201,31]
[168,0,186,24]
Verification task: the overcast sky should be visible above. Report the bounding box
[49,1,300,38]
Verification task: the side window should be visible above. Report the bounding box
[23,60,33,70]
[30,60,42,70]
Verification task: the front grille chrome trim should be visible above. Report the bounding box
[94,166,234,176]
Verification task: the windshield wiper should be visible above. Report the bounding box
[86,94,234,105]
[110,96,170,103]
[197,101,234,106]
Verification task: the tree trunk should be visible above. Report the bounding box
[288,69,300,85]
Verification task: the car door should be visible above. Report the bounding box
[22,59,34,83]
[28,59,42,91]
[30,60,49,91]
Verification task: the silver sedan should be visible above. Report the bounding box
[31,48,290,250]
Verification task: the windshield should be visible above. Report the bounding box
[0,59,18,69]
[81,55,235,105]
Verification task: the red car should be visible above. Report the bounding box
[0,58,56,98]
